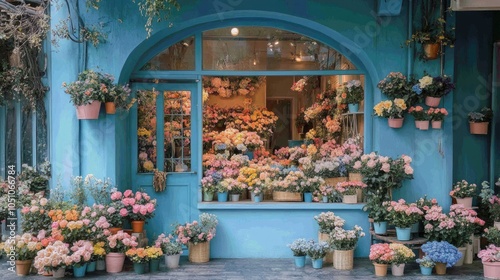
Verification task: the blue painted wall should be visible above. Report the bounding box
[46,1,497,258]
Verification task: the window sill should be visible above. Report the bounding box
[197,201,366,210]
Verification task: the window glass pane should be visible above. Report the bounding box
[141,37,195,70]
[21,106,33,166]
[36,101,48,165]
[164,91,191,172]
[203,27,356,71]
[137,90,158,173]
[6,103,16,171]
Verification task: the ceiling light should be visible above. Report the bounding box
[182,41,189,46]
[231,27,239,36]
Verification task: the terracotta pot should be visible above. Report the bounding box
[109,227,122,235]
[431,120,442,129]
[388,118,404,128]
[105,102,116,114]
[415,120,429,130]
[15,260,32,276]
[105,252,125,273]
[373,262,388,277]
[425,96,441,107]
[469,122,489,135]
[423,43,440,60]
[455,197,473,209]
[435,262,447,275]
[131,220,145,233]
[76,101,101,119]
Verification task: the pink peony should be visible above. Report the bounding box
[124,190,133,197]
[119,208,128,217]
[111,191,122,200]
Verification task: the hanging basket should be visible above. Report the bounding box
[76,101,101,120]
[388,118,404,128]
[469,122,489,135]
[425,96,441,107]
[423,43,440,60]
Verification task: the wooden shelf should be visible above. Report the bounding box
[370,229,427,249]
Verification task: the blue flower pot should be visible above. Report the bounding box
[73,263,88,278]
[133,262,146,274]
[420,265,433,276]
[217,192,228,202]
[149,259,160,272]
[254,195,261,203]
[373,221,387,234]
[245,151,254,160]
[411,222,420,233]
[303,192,313,203]
[86,261,96,273]
[294,256,306,268]
[395,227,411,241]
[312,258,323,269]
[322,196,328,203]
[348,103,359,113]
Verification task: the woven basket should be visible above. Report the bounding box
[188,241,210,263]
[324,177,348,187]
[273,191,302,202]
[333,249,354,270]
[318,232,334,263]
[348,173,363,182]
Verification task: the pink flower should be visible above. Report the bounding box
[404,165,413,175]
[146,203,155,213]
[124,190,133,197]
[381,163,390,173]
[111,191,122,200]
[132,204,141,214]
[119,208,128,217]
[135,192,142,201]
[107,207,116,214]
[140,206,148,215]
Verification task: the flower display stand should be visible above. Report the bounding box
[272,191,302,202]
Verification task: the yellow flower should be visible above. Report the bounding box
[143,161,154,171]
[138,128,151,137]
[394,98,407,110]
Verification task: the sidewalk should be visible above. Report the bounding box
[0,257,486,279]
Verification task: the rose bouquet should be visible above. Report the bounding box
[287,238,308,257]
[479,244,500,262]
[328,225,365,250]
[105,231,138,253]
[369,243,393,264]
[306,240,330,260]
[389,243,415,264]
[110,189,157,221]
[385,199,424,228]
[154,234,183,256]
[66,240,94,267]
[335,181,367,196]
[421,241,462,267]
[314,211,345,234]
[449,180,476,198]
[125,247,148,263]
[33,241,70,274]
[175,213,218,245]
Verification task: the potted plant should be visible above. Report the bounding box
[389,243,415,276]
[104,231,138,273]
[201,174,218,202]
[216,177,238,202]
[416,255,435,276]
[66,240,94,278]
[480,179,500,228]
[468,107,493,135]
[421,241,462,275]
[369,243,393,277]
[377,72,420,106]
[287,238,308,268]
[329,225,365,270]
[300,175,325,203]
[313,211,345,263]
[110,189,157,233]
[412,74,455,107]
[5,233,42,276]
[155,233,183,268]
[408,106,430,130]
[484,227,500,246]
[270,169,306,202]
[385,199,423,241]
[373,98,408,128]
[306,240,330,269]
[145,246,163,273]
[62,70,107,119]
[335,181,367,204]
[92,241,107,271]
[33,240,70,278]
[102,80,134,114]
[125,247,149,274]
[478,244,500,279]
[175,213,218,263]
[449,179,477,208]
[340,80,364,113]
[427,107,448,129]
[227,178,247,202]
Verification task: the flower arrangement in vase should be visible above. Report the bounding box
[408,106,430,130]
[427,107,448,129]
[449,180,476,208]
[468,107,493,135]
[421,241,462,269]
[373,98,407,128]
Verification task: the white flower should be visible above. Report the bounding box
[419,76,433,88]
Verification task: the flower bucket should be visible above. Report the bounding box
[86,261,96,272]
[106,252,125,273]
[391,263,405,276]
[303,192,313,202]
[165,254,181,269]
[133,262,146,274]
[470,122,489,135]
[294,256,305,268]
[15,260,32,276]
[420,265,433,276]
[348,103,359,113]
[52,267,66,278]
[231,194,240,202]
[342,194,357,204]
[131,220,145,233]
[312,258,323,269]
[188,241,210,263]
[96,260,105,271]
[105,102,116,114]
[149,259,160,272]
[435,262,447,275]
[217,192,228,202]
[373,221,388,235]
[76,101,101,119]
[455,247,467,266]
[73,263,87,278]
[432,120,442,129]
[272,191,302,202]
[333,249,354,270]
[388,118,404,128]
[395,227,411,241]
[423,43,440,60]
[318,232,334,263]
[455,197,472,209]
[425,96,441,107]
[483,261,500,279]
[415,120,429,130]
[204,191,214,202]
[324,177,348,186]
[373,262,388,277]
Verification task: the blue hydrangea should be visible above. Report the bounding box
[421,241,462,267]
[412,84,422,95]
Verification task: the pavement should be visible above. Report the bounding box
[0,257,487,279]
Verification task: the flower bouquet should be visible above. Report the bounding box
[33,241,70,275]
[105,231,138,253]
[478,244,500,262]
[385,199,423,228]
[112,189,157,221]
[314,211,345,234]
[421,241,462,268]
[335,181,366,195]
[66,240,94,271]
[369,243,393,264]
[20,197,53,234]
